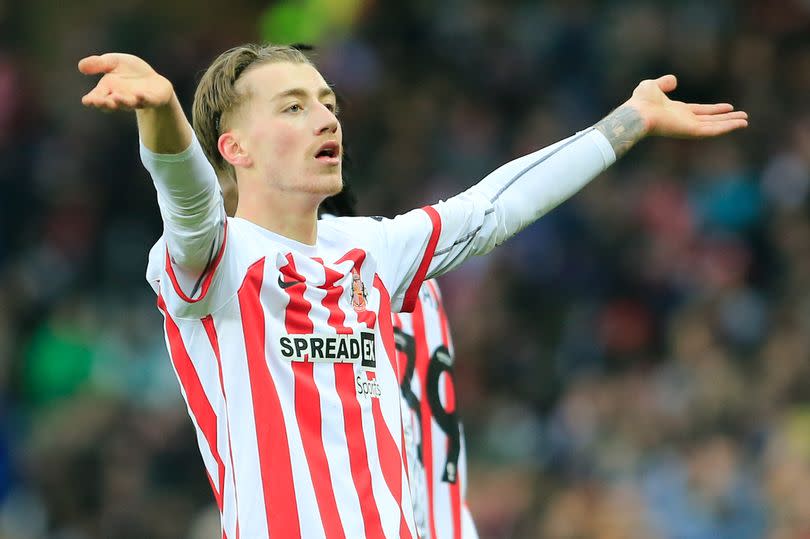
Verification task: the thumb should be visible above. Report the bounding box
[78,53,121,75]
[655,74,678,94]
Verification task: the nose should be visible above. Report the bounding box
[314,104,339,135]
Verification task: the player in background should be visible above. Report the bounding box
[78,44,747,539]
[320,190,478,539]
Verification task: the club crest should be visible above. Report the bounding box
[350,268,368,312]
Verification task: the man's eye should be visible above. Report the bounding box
[285,104,303,113]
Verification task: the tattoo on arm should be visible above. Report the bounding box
[594,105,647,159]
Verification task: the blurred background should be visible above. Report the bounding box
[1,0,810,537]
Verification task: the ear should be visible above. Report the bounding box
[218,131,253,169]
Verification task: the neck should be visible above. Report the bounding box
[235,183,323,246]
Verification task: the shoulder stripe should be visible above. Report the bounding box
[402,207,442,313]
[165,220,228,304]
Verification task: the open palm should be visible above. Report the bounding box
[78,53,174,111]
[629,75,748,139]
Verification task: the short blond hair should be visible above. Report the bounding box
[192,44,312,183]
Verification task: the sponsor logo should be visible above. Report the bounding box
[277,275,305,289]
[356,374,382,398]
[279,331,376,368]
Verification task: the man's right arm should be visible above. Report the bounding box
[80,53,223,288]
[136,93,193,154]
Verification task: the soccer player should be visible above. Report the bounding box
[321,191,478,539]
[78,45,746,539]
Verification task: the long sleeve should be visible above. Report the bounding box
[450,126,615,258]
[140,134,226,295]
[376,128,616,311]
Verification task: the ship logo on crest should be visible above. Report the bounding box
[350,268,368,312]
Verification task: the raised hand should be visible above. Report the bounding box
[79,52,191,153]
[596,75,748,158]
[630,75,748,138]
[79,53,174,111]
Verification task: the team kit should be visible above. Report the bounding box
[79,40,747,539]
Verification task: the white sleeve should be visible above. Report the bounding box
[140,135,226,298]
[443,127,615,258]
[379,128,615,312]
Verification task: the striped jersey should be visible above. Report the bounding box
[146,208,453,539]
[394,280,479,539]
[143,128,614,539]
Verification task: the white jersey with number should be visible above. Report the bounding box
[394,280,479,539]
[143,129,614,539]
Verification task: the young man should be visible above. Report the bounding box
[78,44,746,539]
[321,192,478,539]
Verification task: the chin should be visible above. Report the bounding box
[300,175,343,196]
[328,177,344,195]
[320,173,343,195]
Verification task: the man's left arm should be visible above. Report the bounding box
[423,74,748,276]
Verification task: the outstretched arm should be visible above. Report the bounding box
[79,53,223,287]
[466,74,747,250]
[384,74,748,300]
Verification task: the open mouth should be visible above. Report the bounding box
[315,141,340,163]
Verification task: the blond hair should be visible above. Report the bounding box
[192,44,312,183]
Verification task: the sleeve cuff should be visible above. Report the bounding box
[588,129,618,168]
[139,135,200,164]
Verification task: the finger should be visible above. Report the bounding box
[81,83,112,104]
[109,92,140,109]
[78,53,121,75]
[104,94,134,111]
[82,97,117,110]
[699,110,748,122]
[655,74,678,93]
[81,87,112,107]
[82,90,133,111]
[696,119,749,137]
[81,83,128,111]
[81,94,100,107]
[81,94,118,111]
[97,92,143,111]
[689,103,734,115]
[130,92,150,108]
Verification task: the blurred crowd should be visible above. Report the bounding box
[2,0,810,537]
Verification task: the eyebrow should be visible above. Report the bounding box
[273,87,337,102]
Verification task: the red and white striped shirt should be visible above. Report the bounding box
[148,213,443,539]
[143,128,614,538]
[394,280,478,539]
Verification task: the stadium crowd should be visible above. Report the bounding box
[1,0,810,537]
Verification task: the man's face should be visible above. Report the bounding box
[231,62,343,197]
